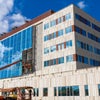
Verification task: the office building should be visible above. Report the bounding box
[0,4,100,100]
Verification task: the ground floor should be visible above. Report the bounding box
[0,67,100,100]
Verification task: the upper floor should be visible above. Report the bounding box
[0,4,100,79]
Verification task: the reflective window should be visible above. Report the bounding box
[58,29,64,36]
[66,40,72,48]
[58,57,64,64]
[66,55,73,62]
[44,36,49,41]
[65,13,71,20]
[44,23,49,30]
[82,30,86,36]
[58,43,64,50]
[53,32,56,39]
[65,26,72,34]
[0,27,33,79]
[48,34,53,40]
[44,26,73,42]
[43,88,48,96]
[0,62,22,79]
[84,85,89,96]
[58,17,63,24]
[77,55,82,62]
[75,26,86,37]
[88,32,100,43]
[33,88,39,96]
[94,48,100,55]
[72,86,80,96]
[75,13,91,27]
[66,86,70,96]
[84,57,88,64]
[50,20,56,27]
[44,32,57,42]
[50,45,56,52]
[76,40,100,54]
[49,59,56,66]
[58,86,66,96]
[92,23,100,32]
[90,59,100,66]
[53,59,56,65]
[76,40,81,48]
[44,47,49,54]
[44,61,49,67]
[54,85,79,96]
[98,84,100,96]
[77,55,88,64]
[54,87,57,96]
[44,56,64,67]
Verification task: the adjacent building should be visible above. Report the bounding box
[0,4,100,100]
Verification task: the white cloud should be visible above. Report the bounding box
[0,0,14,33]
[0,20,9,34]
[10,13,28,28]
[12,51,22,62]
[77,1,87,9]
[0,0,13,20]
[0,42,22,67]
[0,42,12,61]
[0,0,29,34]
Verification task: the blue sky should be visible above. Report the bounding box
[0,0,100,34]
[20,0,100,20]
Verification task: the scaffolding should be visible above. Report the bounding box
[0,86,33,100]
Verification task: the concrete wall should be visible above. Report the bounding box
[1,4,100,100]
[42,4,77,71]
[0,67,100,100]
[34,23,43,71]
[73,6,100,69]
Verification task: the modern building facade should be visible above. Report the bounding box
[0,4,100,100]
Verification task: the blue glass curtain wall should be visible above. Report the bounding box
[0,62,22,79]
[0,26,33,79]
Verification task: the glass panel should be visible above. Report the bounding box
[0,27,33,79]
[58,17,63,24]
[50,20,56,27]
[84,57,88,64]
[53,59,56,65]
[54,87,57,96]
[58,87,62,96]
[50,45,56,52]
[33,88,39,96]
[65,26,72,34]
[85,85,89,96]
[69,86,73,96]
[66,86,70,96]
[0,62,22,79]
[98,84,100,96]
[53,32,56,39]
[44,47,49,54]
[44,23,49,30]
[58,30,63,36]
[44,61,49,67]
[75,13,91,27]
[77,40,81,48]
[66,55,73,62]
[65,13,71,20]
[43,88,48,96]
[62,86,66,96]
[58,57,64,64]
[72,86,79,96]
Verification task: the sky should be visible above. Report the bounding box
[0,0,100,34]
